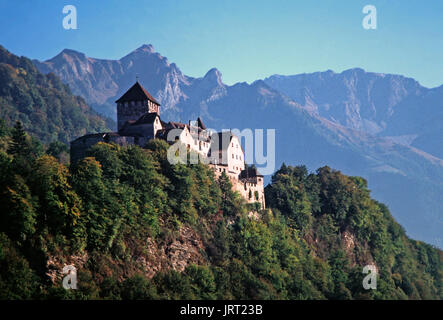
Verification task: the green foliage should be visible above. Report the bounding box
[265,165,313,233]
[0,123,441,300]
[47,141,69,162]
[121,275,157,300]
[0,233,39,299]
[30,155,83,249]
[218,172,244,217]
[8,121,29,156]
[266,164,442,300]
[0,45,110,145]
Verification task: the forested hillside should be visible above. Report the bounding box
[0,123,441,300]
[0,46,111,145]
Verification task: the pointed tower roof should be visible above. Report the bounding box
[197,117,206,130]
[115,81,160,105]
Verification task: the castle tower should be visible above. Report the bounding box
[116,81,160,132]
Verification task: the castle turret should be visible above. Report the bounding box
[116,81,160,132]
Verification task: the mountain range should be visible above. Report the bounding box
[33,44,443,248]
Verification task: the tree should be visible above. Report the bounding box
[184,265,216,299]
[30,155,83,248]
[121,275,157,300]
[47,141,69,161]
[265,164,313,232]
[218,172,244,217]
[8,121,28,157]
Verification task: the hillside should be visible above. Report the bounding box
[0,125,441,300]
[0,45,111,145]
[33,45,443,248]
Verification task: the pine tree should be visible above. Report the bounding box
[8,121,29,156]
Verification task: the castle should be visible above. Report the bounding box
[71,81,265,209]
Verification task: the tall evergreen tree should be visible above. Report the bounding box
[8,121,28,156]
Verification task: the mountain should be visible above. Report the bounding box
[0,133,441,299]
[264,70,443,159]
[33,45,443,248]
[0,45,111,145]
[383,85,443,159]
[264,69,425,134]
[33,44,192,120]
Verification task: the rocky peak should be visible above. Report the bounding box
[135,44,156,53]
[203,68,222,82]
[51,49,89,65]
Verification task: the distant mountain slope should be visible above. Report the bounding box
[33,45,443,247]
[383,85,443,159]
[0,46,111,144]
[264,69,425,135]
[264,70,443,160]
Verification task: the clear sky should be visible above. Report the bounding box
[1,0,442,87]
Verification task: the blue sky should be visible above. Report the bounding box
[1,0,442,87]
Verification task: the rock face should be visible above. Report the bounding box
[34,49,122,106]
[46,253,88,285]
[135,226,206,279]
[46,226,206,284]
[34,45,195,121]
[33,46,443,248]
[33,45,230,124]
[264,69,427,134]
[264,69,443,158]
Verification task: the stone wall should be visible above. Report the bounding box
[209,164,266,209]
[233,177,266,209]
[70,133,135,164]
[117,100,150,131]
